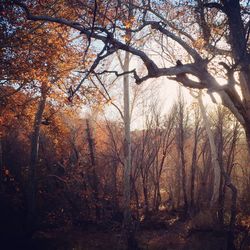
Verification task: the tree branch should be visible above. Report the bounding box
[150,21,203,62]
[168,75,204,89]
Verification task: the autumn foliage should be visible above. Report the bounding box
[1,0,250,249]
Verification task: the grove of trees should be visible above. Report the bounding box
[0,0,250,249]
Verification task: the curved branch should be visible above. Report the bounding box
[70,46,117,99]
[150,22,203,62]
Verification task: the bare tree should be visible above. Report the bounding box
[86,119,100,220]
[175,90,189,217]
[151,109,175,211]
[196,92,221,206]
[190,106,203,213]
[197,91,238,248]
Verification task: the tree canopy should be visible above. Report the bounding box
[6,0,249,149]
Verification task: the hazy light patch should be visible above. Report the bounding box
[79,74,229,130]
[235,84,243,100]
[158,77,179,112]
[186,74,199,82]
[211,92,222,104]
[217,77,227,86]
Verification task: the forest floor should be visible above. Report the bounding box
[4,211,250,250]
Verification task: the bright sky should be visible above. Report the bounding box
[93,74,218,130]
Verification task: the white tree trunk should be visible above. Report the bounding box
[197,92,220,206]
[123,50,131,228]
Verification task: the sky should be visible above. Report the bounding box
[90,73,218,130]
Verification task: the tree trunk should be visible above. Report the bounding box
[198,92,237,249]
[176,94,188,216]
[0,136,3,183]
[176,159,181,208]
[180,149,188,216]
[154,184,161,211]
[131,178,139,220]
[123,48,132,228]
[225,0,250,157]
[0,135,3,192]
[142,183,149,218]
[218,174,226,225]
[111,160,118,214]
[27,86,47,232]
[190,134,198,211]
[86,119,100,220]
[245,123,250,157]
[198,94,220,206]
